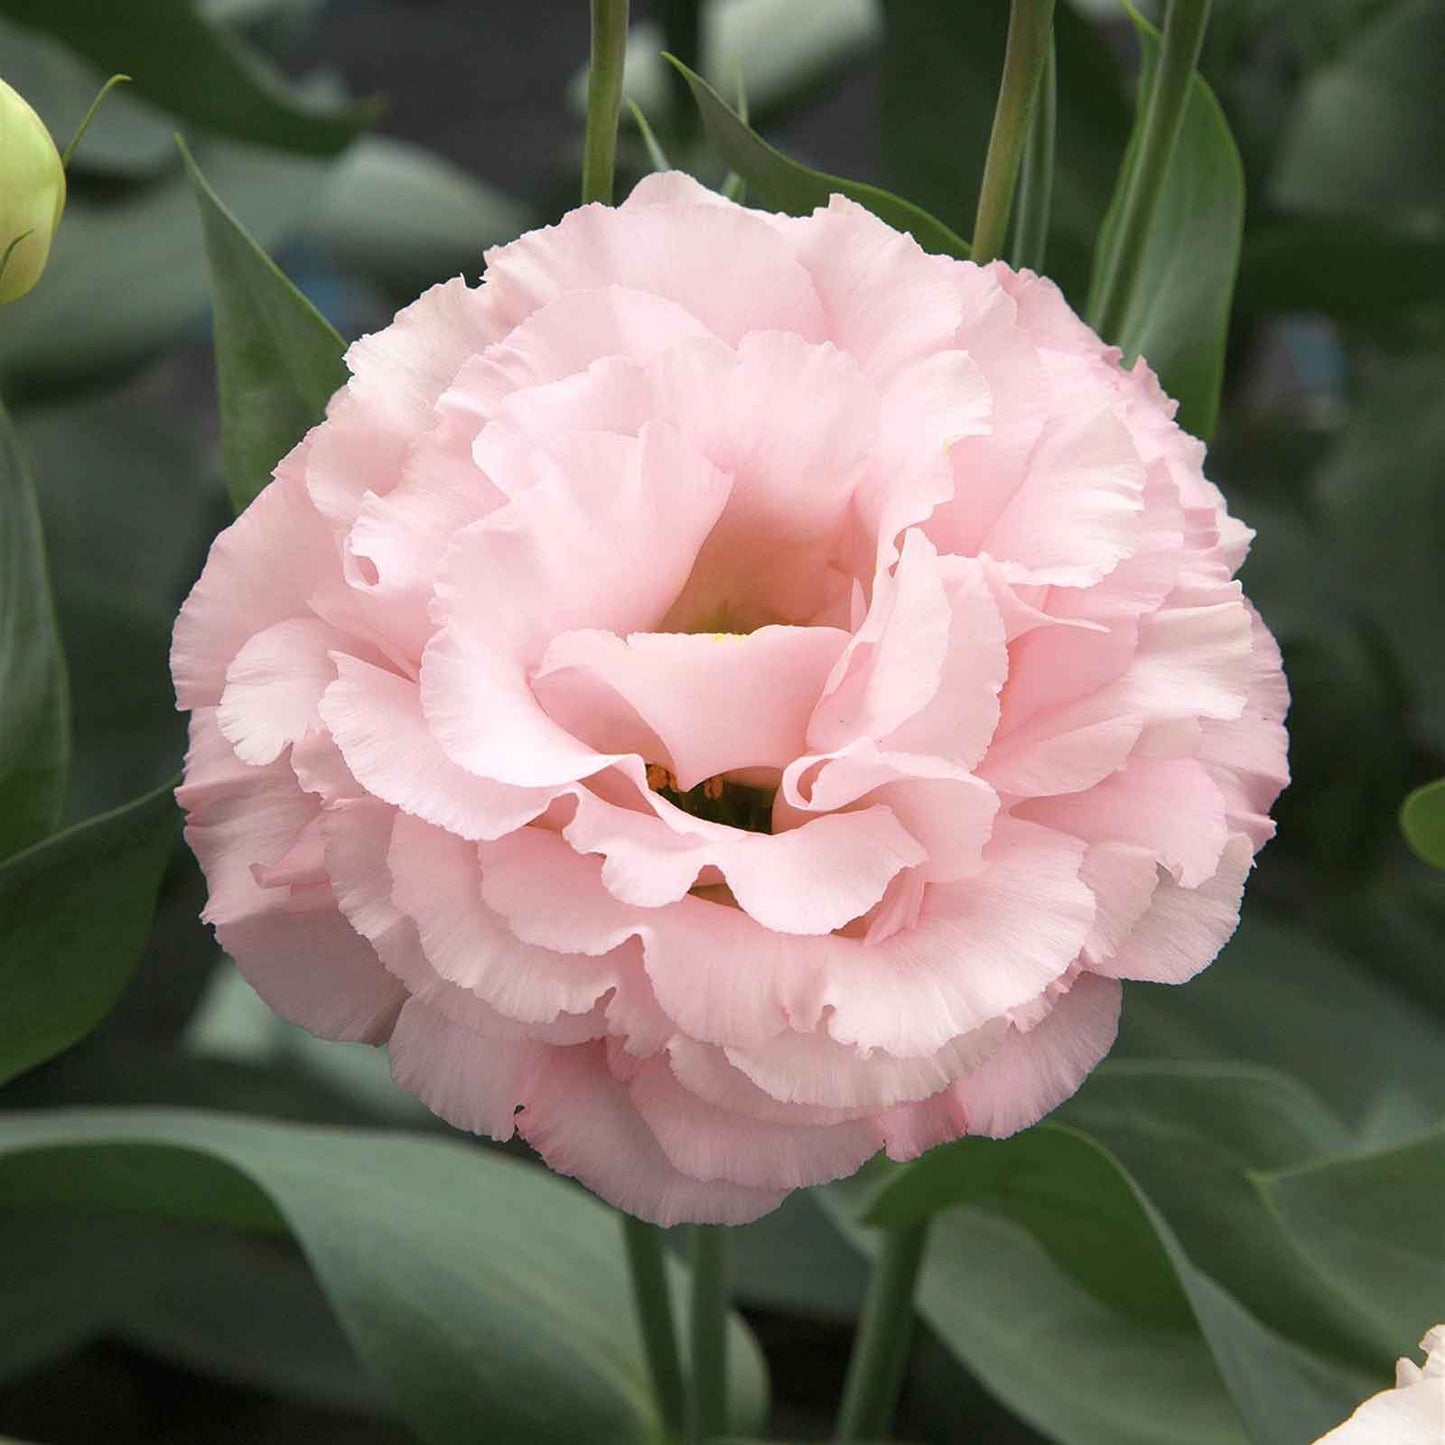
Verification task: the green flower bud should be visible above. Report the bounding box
[0,76,66,305]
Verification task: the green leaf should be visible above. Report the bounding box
[825,1064,1386,1445]
[0,0,374,155]
[877,1,1130,304]
[1270,0,1445,223]
[865,1124,1193,1328]
[1088,6,1245,440]
[0,400,68,862]
[666,56,970,260]
[0,1109,769,1445]
[1401,779,1445,869]
[0,779,178,1085]
[17,390,223,820]
[820,1170,1248,1445]
[1259,1128,1445,1354]
[180,137,348,513]
[1118,912,1445,1145]
[0,140,329,403]
[1060,1064,1384,1370]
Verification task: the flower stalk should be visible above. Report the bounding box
[1010,33,1056,272]
[1089,0,1213,341]
[621,1215,688,1443]
[833,1219,930,1441]
[583,0,631,205]
[971,0,1056,264]
[687,1226,729,1442]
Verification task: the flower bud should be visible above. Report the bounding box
[0,76,66,305]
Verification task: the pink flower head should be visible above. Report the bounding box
[172,175,1288,1225]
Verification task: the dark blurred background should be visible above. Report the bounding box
[2,0,1441,1440]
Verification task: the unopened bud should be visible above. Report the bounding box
[0,76,66,305]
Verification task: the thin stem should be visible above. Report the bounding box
[61,73,130,168]
[663,0,702,141]
[687,1227,729,1443]
[833,1221,930,1441]
[1089,0,1213,341]
[621,1215,687,1444]
[1010,31,1056,272]
[971,0,1056,264]
[582,0,630,205]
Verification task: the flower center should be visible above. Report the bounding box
[645,764,774,835]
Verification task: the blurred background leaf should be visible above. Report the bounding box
[0,403,67,860]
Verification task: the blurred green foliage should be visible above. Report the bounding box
[0,1,1441,1442]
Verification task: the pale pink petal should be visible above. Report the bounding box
[387,996,541,1140]
[483,200,828,345]
[628,1057,880,1192]
[517,1042,786,1225]
[724,1016,1008,1111]
[881,972,1122,1155]
[535,624,849,790]
[320,656,555,840]
[779,195,965,383]
[420,423,733,787]
[1020,757,1230,888]
[1092,832,1253,983]
[218,618,353,766]
[983,408,1146,586]
[305,277,501,530]
[387,813,622,1022]
[172,454,338,710]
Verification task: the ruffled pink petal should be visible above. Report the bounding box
[320,656,555,840]
[305,277,501,531]
[218,617,353,766]
[628,1057,880,1192]
[1091,832,1253,983]
[172,454,339,710]
[808,529,954,751]
[1076,841,1161,964]
[387,996,543,1139]
[982,408,1146,587]
[879,971,1122,1156]
[866,774,999,882]
[778,195,965,383]
[535,625,849,790]
[517,1042,786,1226]
[420,423,733,787]
[562,788,927,935]
[179,711,405,1042]
[1020,757,1229,888]
[723,1014,1008,1111]
[387,813,622,1022]
[816,817,1095,1056]
[462,284,709,417]
[879,554,1010,770]
[649,331,874,630]
[483,198,828,346]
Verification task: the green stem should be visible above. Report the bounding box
[663,0,702,141]
[621,1215,687,1444]
[1010,31,1056,271]
[833,1220,930,1441]
[582,0,630,205]
[687,1226,729,1443]
[971,0,1056,264]
[60,73,130,169]
[1089,0,1213,341]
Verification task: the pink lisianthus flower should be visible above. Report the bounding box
[172,175,1288,1225]
[1314,1327,1445,1443]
